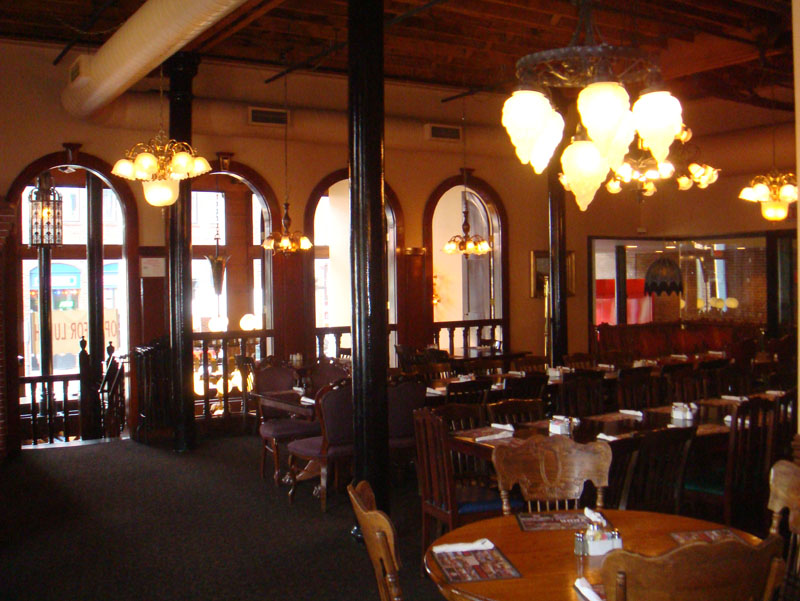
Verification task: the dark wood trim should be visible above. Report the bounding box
[615,245,627,326]
[3,229,21,456]
[4,146,142,437]
[766,232,779,339]
[421,172,510,350]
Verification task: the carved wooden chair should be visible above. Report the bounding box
[616,366,658,411]
[556,370,605,417]
[444,378,492,405]
[286,378,353,511]
[430,403,489,486]
[486,399,544,426]
[625,426,696,514]
[411,362,455,387]
[501,372,549,401]
[599,536,785,601]
[772,389,798,465]
[684,397,775,530]
[387,378,427,465]
[563,352,596,370]
[768,460,800,601]
[347,481,404,601]
[491,434,612,514]
[511,354,549,373]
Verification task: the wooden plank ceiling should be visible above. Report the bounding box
[0,0,793,109]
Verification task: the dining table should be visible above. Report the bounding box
[448,404,731,463]
[424,510,761,601]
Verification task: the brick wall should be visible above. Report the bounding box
[0,201,14,460]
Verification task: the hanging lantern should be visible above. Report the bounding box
[644,256,683,296]
[577,81,635,171]
[29,172,63,248]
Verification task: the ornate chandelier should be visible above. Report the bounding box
[739,170,797,221]
[501,0,693,212]
[444,106,491,256]
[263,202,312,253]
[443,191,491,255]
[112,70,210,207]
[605,131,719,197]
[29,172,63,247]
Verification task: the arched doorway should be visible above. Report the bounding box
[5,147,140,447]
[423,171,509,352]
[303,169,404,361]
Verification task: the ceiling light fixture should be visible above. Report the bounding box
[502,0,694,211]
[112,68,210,206]
[739,82,797,220]
[262,73,312,254]
[444,104,491,256]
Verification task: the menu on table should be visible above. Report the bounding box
[433,547,520,583]
[517,512,592,531]
[670,528,743,544]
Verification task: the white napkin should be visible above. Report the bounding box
[766,390,787,397]
[491,383,504,390]
[724,415,751,427]
[426,387,444,396]
[596,433,618,442]
[670,354,689,361]
[574,578,604,601]
[584,507,607,526]
[721,395,748,402]
[597,363,615,370]
[292,386,305,394]
[300,396,316,405]
[619,409,643,419]
[707,350,726,357]
[507,370,524,376]
[490,423,514,431]
[458,374,475,382]
[432,538,494,553]
[475,430,514,442]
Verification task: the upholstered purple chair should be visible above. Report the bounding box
[287,378,353,511]
[251,361,321,485]
[307,358,350,398]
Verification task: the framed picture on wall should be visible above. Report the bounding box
[530,250,575,298]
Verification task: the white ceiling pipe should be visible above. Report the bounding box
[61,0,248,118]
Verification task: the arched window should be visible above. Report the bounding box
[424,173,508,353]
[306,170,402,359]
[189,159,280,353]
[9,148,140,444]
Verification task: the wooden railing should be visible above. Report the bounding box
[191,330,276,425]
[19,373,81,444]
[432,319,505,356]
[314,324,399,363]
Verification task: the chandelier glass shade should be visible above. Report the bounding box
[29,172,63,247]
[643,256,683,296]
[112,129,211,207]
[559,138,609,211]
[262,202,312,253]
[443,191,491,255]
[501,0,693,211]
[739,170,797,221]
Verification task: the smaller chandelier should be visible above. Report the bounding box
[443,191,491,256]
[739,170,797,221]
[112,129,211,207]
[263,202,312,254]
[29,172,63,248]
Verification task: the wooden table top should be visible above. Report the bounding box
[250,390,315,419]
[450,407,730,461]
[424,510,760,601]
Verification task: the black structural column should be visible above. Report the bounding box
[615,245,628,326]
[85,172,105,439]
[547,166,568,366]
[165,52,200,452]
[765,233,779,339]
[348,0,390,511]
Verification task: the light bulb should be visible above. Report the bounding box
[605,179,622,194]
[170,151,194,175]
[142,179,179,207]
[191,156,212,177]
[239,313,259,330]
[779,184,798,203]
[752,183,770,202]
[677,176,693,191]
[111,158,135,180]
[658,162,675,179]
[299,236,313,250]
[502,90,564,174]
[761,200,789,221]
[577,82,633,168]
[133,152,159,176]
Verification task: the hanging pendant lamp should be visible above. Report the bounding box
[644,256,683,296]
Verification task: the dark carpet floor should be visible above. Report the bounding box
[0,435,443,601]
